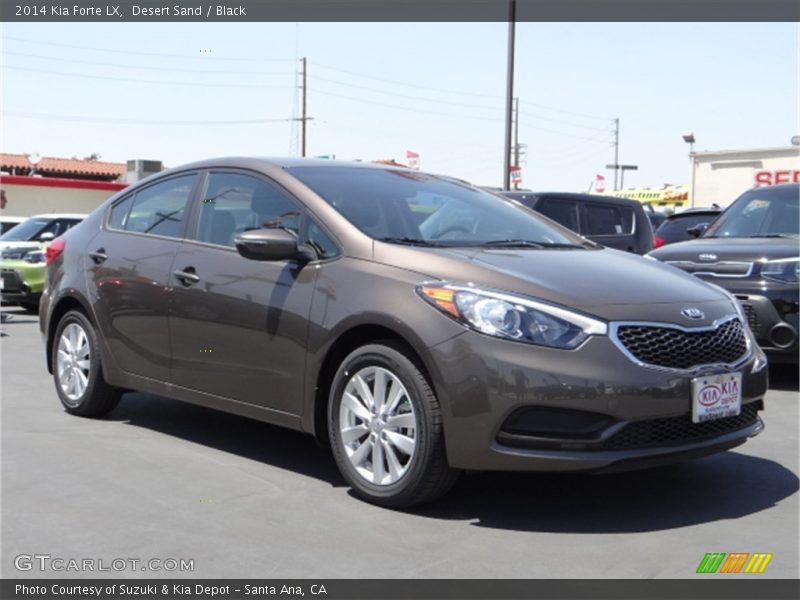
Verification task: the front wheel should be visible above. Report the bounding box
[52,310,121,417]
[328,342,459,508]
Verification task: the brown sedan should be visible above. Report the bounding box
[40,158,768,507]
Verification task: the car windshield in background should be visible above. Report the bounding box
[288,167,590,248]
[0,218,50,241]
[705,187,799,238]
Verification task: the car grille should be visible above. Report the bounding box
[614,318,748,370]
[665,260,753,277]
[602,403,760,450]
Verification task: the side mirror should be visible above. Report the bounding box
[687,223,709,238]
[234,228,315,262]
[39,232,55,242]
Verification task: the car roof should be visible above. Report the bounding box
[170,156,410,172]
[503,190,643,208]
[25,213,88,219]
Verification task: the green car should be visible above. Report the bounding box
[0,244,47,312]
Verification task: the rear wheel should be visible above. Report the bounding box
[52,310,121,417]
[328,342,459,508]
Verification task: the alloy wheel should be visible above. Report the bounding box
[339,366,417,485]
[56,322,91,405]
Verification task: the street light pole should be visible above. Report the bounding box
[503,0,516,191]
[683,133,696,208]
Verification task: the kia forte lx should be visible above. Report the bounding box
[40,158,768,507]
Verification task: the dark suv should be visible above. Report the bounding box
[650,183,799,362]
[500,192,654,254]
[40,159,767,507]
[654,208,722,248]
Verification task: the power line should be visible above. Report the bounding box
[3,65,296,89]
[5,110,296,126]
[313,74,502,112]
[517,108,611,132]
[312,61,503,99]
[311,88,503,122]
[3,50,296,76]
[3,35,296,62]
[517,99,610,121]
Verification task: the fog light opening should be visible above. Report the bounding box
[769,323,797,349]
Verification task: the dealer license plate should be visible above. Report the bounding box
[691,372,742,423]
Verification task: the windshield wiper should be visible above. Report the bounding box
[377,237,447,247]
[481,239,584,249]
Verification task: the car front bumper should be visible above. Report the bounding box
[428,330,767,472]
[1,261,45,304]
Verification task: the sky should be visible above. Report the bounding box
[1,21,797,191]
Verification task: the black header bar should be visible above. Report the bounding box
[1,0,799,23]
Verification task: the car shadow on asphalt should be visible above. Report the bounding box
[768,363,799,392]
[412,453,799,533]
[108,393,345,487]
[109,392,798,534]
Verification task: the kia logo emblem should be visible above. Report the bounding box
[699,253,717,262]
[681,307,705,320]
[698,384,721,406]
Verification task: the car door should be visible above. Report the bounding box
[85,172,199,382]
[168,170,331,414]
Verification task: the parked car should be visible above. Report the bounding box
[0,213,86,250]
[0,216,26,235]
[0,244,47,312]
[500,191,654,254]
[645,209,668,231]
[654,208,722,248]
[41,158,767,507]
[649,183,798,363]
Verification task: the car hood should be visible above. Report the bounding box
[0,241,43,252]
[648,236,800,262]
[373,244,735,323]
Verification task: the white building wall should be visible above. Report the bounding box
[691,147,800,207]
[0,182,123,217]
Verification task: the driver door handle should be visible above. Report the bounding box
[88,249,107,264]
[173,268,200,287]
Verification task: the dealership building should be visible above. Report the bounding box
[690,145,800,208]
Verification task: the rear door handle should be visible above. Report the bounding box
[88,249,107,264]
[173,268,200,286]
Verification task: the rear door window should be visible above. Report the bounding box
[583,203,634,236]
[122,175,196,238]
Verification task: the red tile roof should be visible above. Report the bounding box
[0,153,126,178]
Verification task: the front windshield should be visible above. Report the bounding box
[0,217,49,242]
[288,167,590,248]
[705,187,799,238]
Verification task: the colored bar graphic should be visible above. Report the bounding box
[696,553,727,574]
[719,553,749,573]
[744,553,773,574]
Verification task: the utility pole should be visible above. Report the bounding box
[612,117,619,190]
[301,57,308,157]
[503,0,516,190]
[513,97,520,189]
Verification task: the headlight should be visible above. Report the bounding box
[417,283,607,349]
[23,251,45,264]
[761,257,800,284]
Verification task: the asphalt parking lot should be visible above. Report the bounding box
[1,305,798,579]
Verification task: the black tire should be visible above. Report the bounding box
[328,341,459,508]
[19,302,39,314]
[52,310,122,417]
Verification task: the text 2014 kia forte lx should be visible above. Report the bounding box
[40,159,768,507]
